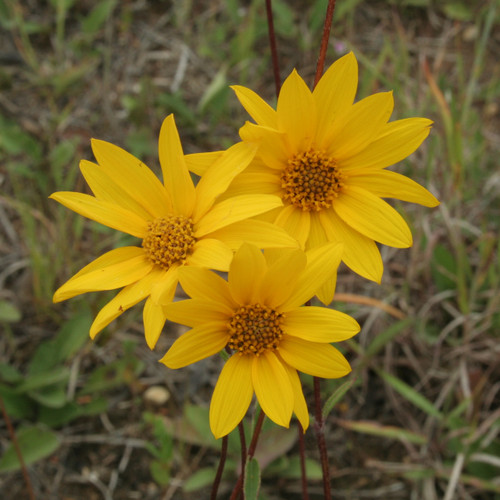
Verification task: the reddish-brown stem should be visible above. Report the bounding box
[265,0,281,97]
[298,422,310,500]
[210,435,228,500]
[238,421,247,477]
[313,0,337,89]
[314,377,332,500]
[0,396,36,500]
[229,410,265,500]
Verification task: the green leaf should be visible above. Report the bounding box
[337,419,428,444]
[28,383,67,408]
[243,458,260,500]
[378,369,444,420]
[81,0,117,35]
[0,300,21,323]
[52,309,92,363]
[364,318,412,358]
[0,363,23,384]
[150,459,170,486]
[322,378,355,419]
[0,426,60,472]
[0,385,34,419]
[16,367,70,393]
[183,467,216,492]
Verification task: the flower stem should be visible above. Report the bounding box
[313,0,337,89]
[229,410,265,500]
[314,376,332,500]
[238,421,247,477]
[210,434,228,500]
[298,422,310,500]
[265,0,281,96]
[0,396,36,500]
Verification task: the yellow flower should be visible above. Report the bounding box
[188,52,439,303]
[161,243,360,438]
[51,115,297,348]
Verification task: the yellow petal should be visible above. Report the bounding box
[193,142,257,222]
[143,297,168,349]
[319,208,383,283]
[280,242,343,310]
[277,69,316,153]
[348,169,439,207]
[340,118,433,171]
[252,351,293,428]
[158,114,196,216]
[150,267,179,305]
[258,249,306,308]
[194,194,283,237]
[177,267,235,306]
[186,238,233,271]
[160,323,228,369]
[80,160,153,220]
[164,298,232,328]
[228,243,266,304]
[316,275,337,306]
[219,172,281,197]
[91,139,172,217]
[231,85,278,128]
[334,185,412,248]
[89,268,164,338]
[54,247,153,302]
[279,337,351,378]
[305,212,328,250]
[205,219,299,251]
[210,354,254,439]
[314,52,358,148]
[274,205,310,248]
[329,92,394,160]
[239,122,288,170]
[185,151,224,176]
[50,192,147,238]
[281,361,309,431]
[284,307,360,342]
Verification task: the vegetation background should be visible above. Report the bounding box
[1,0,499,499]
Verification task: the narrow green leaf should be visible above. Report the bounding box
[365,318,412,358]
[243,458,260,500]
[322,378,354,419]
[28,383,67,408]
[338,419,428,444]
[378,369,443,420]
[0,300,21,323]
[0,426,60,472]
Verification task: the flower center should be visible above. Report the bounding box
[142,215,195,270]
[280,148,345,211]
[227,304,285,356]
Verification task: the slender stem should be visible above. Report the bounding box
[313,0,337,89]
[229,410,265,500]
[238,421,247,477]
[314,377,332,500]
[0,396,36,500]
[265,0,281,96]
[298,422,310,500]
[210,435,228,500]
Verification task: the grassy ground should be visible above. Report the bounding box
[1,0,499,499]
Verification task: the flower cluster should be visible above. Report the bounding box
[52,52,439,437]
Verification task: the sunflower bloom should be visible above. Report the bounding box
[161,242,360,438]
[188,52,439,303]
[51,115,297,348]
